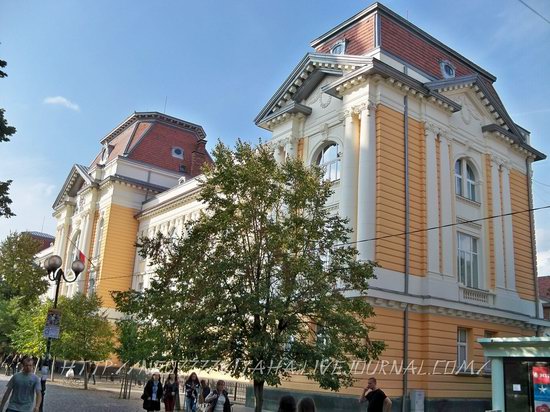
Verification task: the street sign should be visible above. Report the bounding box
[43,309,61,339]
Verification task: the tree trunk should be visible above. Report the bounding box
[175,360,181,411]
[253,379,264,412]
[83,360,88,390]
[128,372,133,399]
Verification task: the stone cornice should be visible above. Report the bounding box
[366,295,542,331]
[482,124,545,161]
[323,58,461,114]
[136,187,203,220]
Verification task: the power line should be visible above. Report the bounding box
[69,204,550,285]
[517,0,550,24]
[339,204,550,247]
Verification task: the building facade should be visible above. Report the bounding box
[50,112,211,311]
[48,3,550,410]
[252,2,548,410]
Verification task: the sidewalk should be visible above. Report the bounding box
[46,373,256,411]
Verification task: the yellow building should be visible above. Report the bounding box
[51,112,211,311]
[49,3,550,410]
[251,2,549,410]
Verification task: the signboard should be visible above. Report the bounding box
[43,309,61,339]
[533,365,550,412]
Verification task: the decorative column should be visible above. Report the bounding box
[339,109,358,240]
[425,124,440,274]
[500,163,516,290]
[356,102,377,261]
[490,156,506,290]
[439,132,454,276]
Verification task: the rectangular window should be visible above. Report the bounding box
[457,232,479,289]
[457,327,468,367]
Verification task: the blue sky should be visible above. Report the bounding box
[1,0,549,274]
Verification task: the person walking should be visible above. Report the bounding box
[184,372,201,412]
[141,369,163,412]
[204,380,231,412]
[87,362,96,385]
[0,357,42,412]
[297,397,316,412]
[163,373,178,412]
[199,379,210,404]
[359,377,392,412]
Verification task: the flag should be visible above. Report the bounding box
[78,249,86,263]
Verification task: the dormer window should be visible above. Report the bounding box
[440,60,456,79]
[330,40,347,55]
[172,147,184,159]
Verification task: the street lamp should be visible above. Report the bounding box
[39,255,85,412]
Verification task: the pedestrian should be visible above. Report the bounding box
[10,354,18,376]
[277,395,297,412]
[204,380,231,412]
[163,373,178,412]
[184,372,201,412]
[0,357,42,412]
[141,369,163,412]
[199,379,210,404]
[297,397,316,412]
[87,361,96,385]
[359,377,392,412]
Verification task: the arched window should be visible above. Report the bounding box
[93,218,104,259]
[455,159,477,202]
[316,143,340,181]
[69,231,81,263]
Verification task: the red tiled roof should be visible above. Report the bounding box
[539,276,550,299]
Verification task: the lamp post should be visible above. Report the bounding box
[39,254,85,412]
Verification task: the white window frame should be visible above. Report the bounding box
[457,327,468,366]
[93,218,104,259]
[316,143,340,182]
[330,40,347,55]
[455,158,478,202]
[457,231,480,289]
[172,146,184,159]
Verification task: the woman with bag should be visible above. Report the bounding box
[205,380,231,412]
[141,369,164,412]
[184,372,201,412]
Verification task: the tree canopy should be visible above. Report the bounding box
[0,58,16,218]
[0,232,48,302]
[115,140,384,411]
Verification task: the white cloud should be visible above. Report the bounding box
[43,96,80,111]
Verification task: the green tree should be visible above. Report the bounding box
[0,58,17,218]
[0,232,48,302]
[10,299,50,357]
[118,140,384,411]
[115,317,157,399]
[0,298,21,353]
[0,232,47,353]
[56,293,114,390]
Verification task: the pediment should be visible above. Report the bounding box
[52,164,94,209]
[255,53,371,129]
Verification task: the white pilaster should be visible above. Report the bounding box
[439,133,454,277]
[356,102,376,261]
[425,126,440,274]
[339,110,358,240]
[501,164,516,291]
[490,157,506,290]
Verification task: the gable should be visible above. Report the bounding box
[52,164,93,209]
